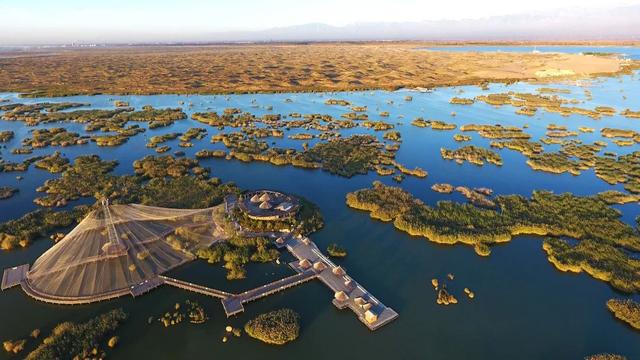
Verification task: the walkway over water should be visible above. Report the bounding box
[221,269,318,316]
[3,197,398,330]
[158,270,318,317]
[280,233,399,330]
[160,276,233,299]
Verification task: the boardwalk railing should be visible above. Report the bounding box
[237,270,317,304]
[160,276,233,299]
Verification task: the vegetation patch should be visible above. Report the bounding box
[133,155,207,179]
[490,139,543,156]
[244,309,300,345]
[24,308,127,360]
[302,135,386,177]
[197,235,279,280]
[441,145,503,166]
[0,186,18,200]
[585,354,627,360]
[346,181,640,277]
[0,155,45,172]
[460,124,531,139]
[327,243,347,257]
[0,208,84,250]
[431,183,454,194]
[34,151,70,173]
[412,118,456,130]
[0,130,14,142]
[449,97,474,105]
[543,238,640,292]
[34,155,118,207]
[22,128,88,148]
[607,299,640,330]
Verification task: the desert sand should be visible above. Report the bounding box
[0,43,634,96]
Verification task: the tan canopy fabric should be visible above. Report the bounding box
[26,203,225,300]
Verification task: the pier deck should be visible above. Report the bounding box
[283,234,398,330]
[1,264,29,290]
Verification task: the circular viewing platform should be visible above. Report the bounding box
[238,190,300,220]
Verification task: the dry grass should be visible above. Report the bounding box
[0,43,632,96]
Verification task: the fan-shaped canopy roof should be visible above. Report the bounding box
[25,203,225,302]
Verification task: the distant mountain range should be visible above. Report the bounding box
[3,5,640,46]
[189,5,640,43]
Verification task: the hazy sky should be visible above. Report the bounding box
[1,0,639,44]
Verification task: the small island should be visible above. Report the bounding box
[0,186,18,200]
[327,243,347,257]
[244,309,300,345]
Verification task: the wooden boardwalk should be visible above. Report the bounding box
[236,269,317,304]
[220,269,318,317]
[160,276,233,299]
[161,271,317,317]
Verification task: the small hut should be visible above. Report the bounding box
[259,201,272,210]
[332,266,346,276]
[313,261,327,271]
[298,258,312,269]
[334,291,349,302]
[250,194,261,203]
[275,237,285,245]
[362,303,372,311]
[344,279,353,288]
[354,297,366,306]
[259,192,271,202]
[364,310,378,324]
[302,237,311,245]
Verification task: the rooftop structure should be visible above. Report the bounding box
[3,203,226,304]
[238,190,300,221]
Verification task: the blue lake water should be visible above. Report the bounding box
[423,45,640,60]
[0,70,639,359]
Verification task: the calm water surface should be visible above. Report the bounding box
[0,69,639,359]
[423,45,640,60]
